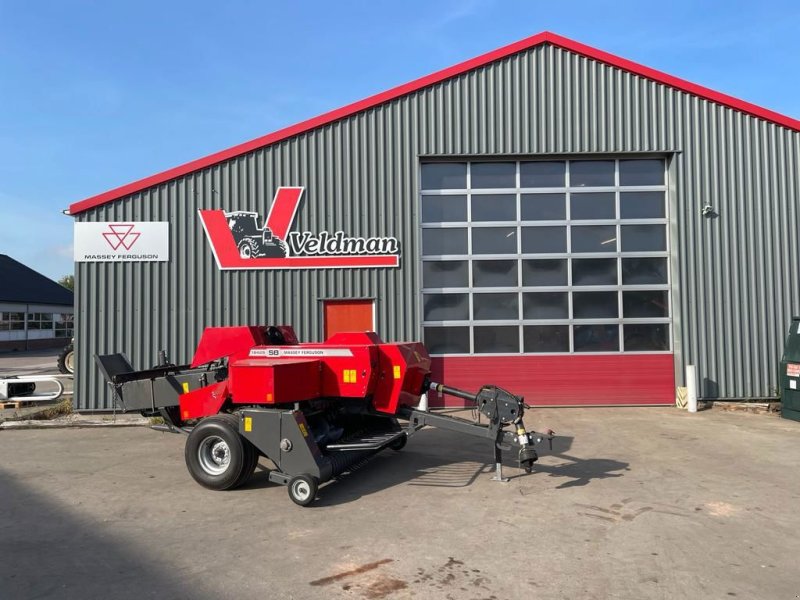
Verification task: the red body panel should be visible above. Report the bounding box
[429,354,675,407]
[180,381,229,420]
[228,358,321,404]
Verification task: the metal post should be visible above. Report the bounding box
[686,365,698,413]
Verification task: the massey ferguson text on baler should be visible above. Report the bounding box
[97,326,553,506]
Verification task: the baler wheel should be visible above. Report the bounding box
[184,416,247,490]
[288,474,318,507]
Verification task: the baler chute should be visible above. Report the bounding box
[97,325,553,506]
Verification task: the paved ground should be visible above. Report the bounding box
[1,407,799,599]
[0,349,73,421]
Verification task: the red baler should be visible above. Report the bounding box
[97,325,552,506]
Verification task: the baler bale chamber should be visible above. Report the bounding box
[97,325,553,506]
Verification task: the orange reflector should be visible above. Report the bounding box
[244,417,252,432]
[266,392,273,402]
[393,365,401,379]
[181,382,189,393]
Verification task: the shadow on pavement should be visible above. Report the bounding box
[240,427,628,505]
[0,468,216,600]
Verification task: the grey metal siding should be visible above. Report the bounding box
[75,44,800,409]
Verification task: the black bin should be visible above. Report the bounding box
[779,317,800,422]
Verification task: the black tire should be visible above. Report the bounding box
[389,433,407,451]
[216,413,260,489]
[238,238,257,259]
[57,343,75,375]
[288,474,318,507]
[184,415,247,490]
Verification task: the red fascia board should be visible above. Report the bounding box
[68,31,800,215]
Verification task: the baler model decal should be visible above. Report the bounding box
[199,187,400,270]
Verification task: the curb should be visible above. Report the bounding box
[0,418,151,430]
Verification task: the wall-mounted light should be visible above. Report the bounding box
[702,204,715,217]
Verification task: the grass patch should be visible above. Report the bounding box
[31,398,74,420]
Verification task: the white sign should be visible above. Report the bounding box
[249,347,354,358]
[74,222,169,262]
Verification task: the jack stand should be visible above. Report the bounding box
[491,437,509,482]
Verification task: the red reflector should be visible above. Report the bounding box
[787,363,800,377]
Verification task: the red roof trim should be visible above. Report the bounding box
[69,31,800,215]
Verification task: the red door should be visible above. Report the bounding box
[323,299,375,339]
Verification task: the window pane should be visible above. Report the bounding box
[620,191,665,219]
[572,258,617,286]
[520,193,565,220]
[471,194,516,221]
[522,259,567,286]
[619,159,664,186]
[624,324,669,351]
[422,228,467,255]
[570,160,614,187]
[422,195,467,222]
[623,290,669,318]
[10,321,24,330]
[473,293,518,320]
[472,227,517,254]
[523,292,568,319]
[422,261,468,288]
[473,260,518,287]
[524,325,570,352]
[423,294,469,321]
[422,163,467,189]
[573,291,618,318]
[574,324,619,351]
[471,162,516,188]
[424,327,470,354]
[622,258,668,284]
[521,226,566,253]
[474,326,519,353]
[520,161,565,188]
[571,225,617,252]
[621,225,666,251]
[570,192,615,220]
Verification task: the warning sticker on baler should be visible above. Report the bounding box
[787,363,800,377]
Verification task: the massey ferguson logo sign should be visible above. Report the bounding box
[199,187,400,270]
[74,222,169,262]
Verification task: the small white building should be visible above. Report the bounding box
[0,255,74,351]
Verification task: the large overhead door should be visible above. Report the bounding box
[420,158,674,406]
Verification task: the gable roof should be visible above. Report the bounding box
[68,31,800,216]
[0,255,74,306]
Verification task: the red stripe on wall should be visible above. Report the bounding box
[429,354,675,407]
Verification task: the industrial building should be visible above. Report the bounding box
[0,255,73,352]
[67,32,800,410]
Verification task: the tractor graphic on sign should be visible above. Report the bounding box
[225,211,287,258]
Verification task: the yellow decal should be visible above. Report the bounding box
[244,417,252,432]
[343,369,357,383]
[181,382,189,393]
[298,423,308,437]
[393,365,401,379]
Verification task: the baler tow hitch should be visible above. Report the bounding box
[400,381,554,482]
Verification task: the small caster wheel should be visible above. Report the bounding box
[288,474,318,506]
[389,433,407,451]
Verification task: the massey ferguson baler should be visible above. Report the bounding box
[97,325,553,506]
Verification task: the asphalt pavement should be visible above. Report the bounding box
[1,406,798,599]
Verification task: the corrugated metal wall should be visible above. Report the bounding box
[75,43,800,409]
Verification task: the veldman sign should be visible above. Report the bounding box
[74,222,169,262]
[199,187,400,270]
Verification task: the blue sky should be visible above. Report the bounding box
[1,0,798,280]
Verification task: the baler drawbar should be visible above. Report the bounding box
[97,325,553,506]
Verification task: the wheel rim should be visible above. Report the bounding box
[240,244,252,259]
[198,436,231,476]
[65,352,74,373]
[292,480,311,502]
